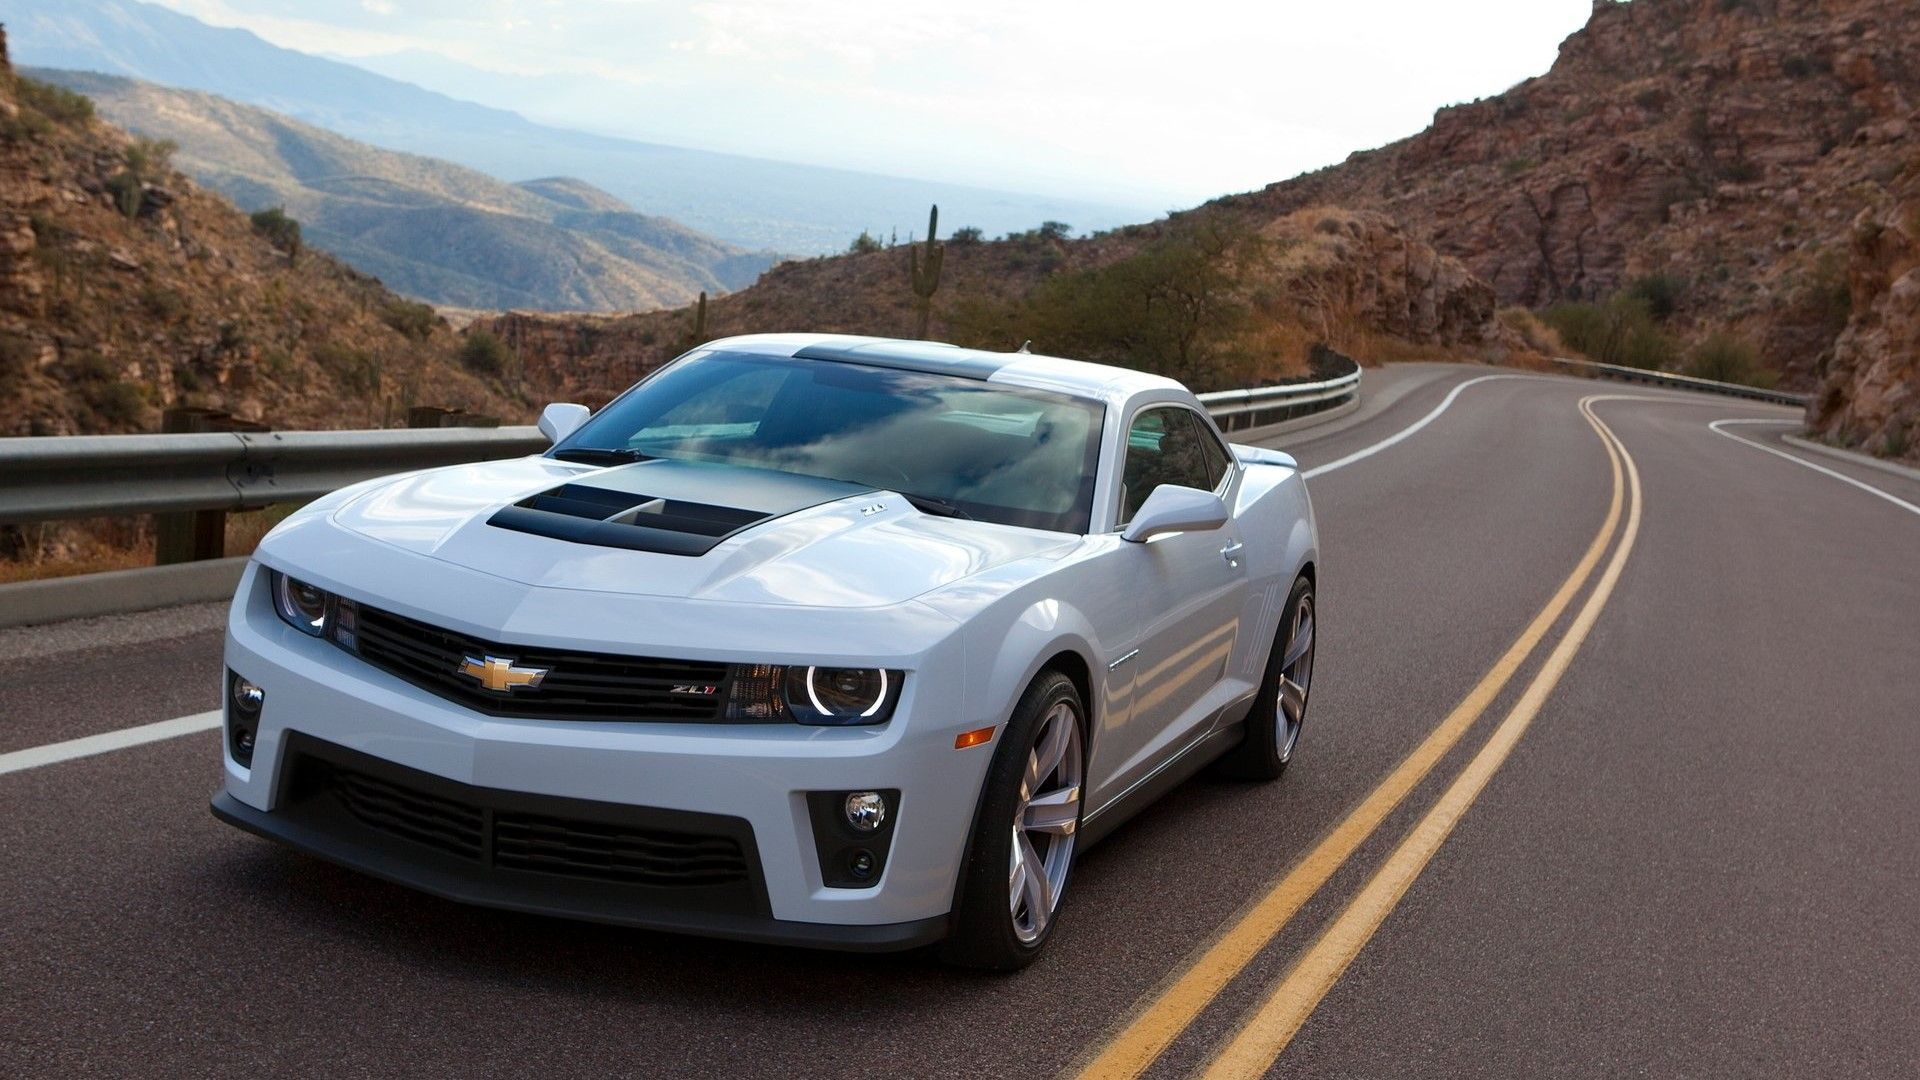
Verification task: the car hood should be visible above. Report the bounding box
[323,456,1077,608]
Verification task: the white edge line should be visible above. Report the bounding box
[1710,419,1920,518]
[1301,374,1533,480]
[0,710,222,777]
[1782,433,1920,485]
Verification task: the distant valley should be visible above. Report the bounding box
[31,69,774,312]
[9,0,1148,254]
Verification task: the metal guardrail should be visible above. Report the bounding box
[1,367,1363,529]
[1548,357,1808,407]
[1197,366,1362,433]
[0,427,545,526]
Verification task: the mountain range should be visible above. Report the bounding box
[30,69,773,312]
[6,0,1147,255]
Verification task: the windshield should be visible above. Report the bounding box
[556,351,1107,533]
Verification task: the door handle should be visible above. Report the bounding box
[1220,541,1245,565]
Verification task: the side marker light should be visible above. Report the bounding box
[954,726,995,750]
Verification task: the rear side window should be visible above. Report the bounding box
[1119,407,1218,526]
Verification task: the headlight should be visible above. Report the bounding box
[786,666,896,723]
[271,571,331,636]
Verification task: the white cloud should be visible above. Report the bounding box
[141,0,1597,206]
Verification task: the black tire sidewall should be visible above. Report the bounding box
[1218,574,1314,780]
[939,670,1084,970]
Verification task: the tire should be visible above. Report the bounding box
[1216,574,1316,780]
[939,670,1086,971]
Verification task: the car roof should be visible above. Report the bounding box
[701,333,1189,407]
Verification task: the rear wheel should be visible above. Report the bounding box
[940,671,1085,971]
[1216,574,1315,780]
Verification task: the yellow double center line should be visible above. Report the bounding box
[1073,396,1642,1079]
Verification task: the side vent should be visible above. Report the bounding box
[489,483,771,556]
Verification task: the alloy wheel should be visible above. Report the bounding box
[1277,593,1314,763]
[1009,700,1082,944]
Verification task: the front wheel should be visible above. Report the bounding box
[1216,574,1315,780]
[939,671,1085,971]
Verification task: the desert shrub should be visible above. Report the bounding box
[0,331,37,383]
[250,207,302,257]
[1498,307,1566,356]
[1624,272,1686,320]
[139,285,187,323]
[1541,296,1682,370]
[1502,157,1537,177]
[260,348,295,382]
[14,77,95,125]
[457,328,515,377]
[1686,332,1776,387]
[1721,159,1762,183]
[1633,88,1665,112]
[950,218,1268,389]
[90,381,150,427]
[122,137,176,177]
[949,226,984,244]
[380,298,440,341]
[1037,221,1073,241]
[105,171,143,219]
[846,231,883,255]
[1801,247,1852,337]
[313,342,382,395]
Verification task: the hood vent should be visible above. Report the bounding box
[490,483,769,556]
[486,461,874,557]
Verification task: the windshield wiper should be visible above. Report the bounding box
[551,447,652,465]
[899,492,974,520]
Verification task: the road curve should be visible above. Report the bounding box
[2,363,1915,1078]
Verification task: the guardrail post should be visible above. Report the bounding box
[154,408,265,565]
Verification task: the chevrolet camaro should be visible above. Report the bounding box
[212,334,1320,969]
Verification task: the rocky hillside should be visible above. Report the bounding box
[1212,0,1918,388]
[33,69,775,312]
[479,205,1518,406]
[0,41,530,436]
[1809,156,1918,461]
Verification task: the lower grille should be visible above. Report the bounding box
[282,734,761,908]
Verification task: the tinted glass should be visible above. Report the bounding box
[560,352,1107,533]
[1120,407,1215,525]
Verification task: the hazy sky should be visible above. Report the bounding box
[150,0,1597,207]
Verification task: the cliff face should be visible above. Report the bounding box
[1220,0,1919,385]
[1809,159,1919,461]
[0,43,527,436]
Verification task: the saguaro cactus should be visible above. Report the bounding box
[692,290,708,340]
[908,205,944,339]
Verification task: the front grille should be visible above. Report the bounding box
[350,604,731,722]
[285,735,758,899]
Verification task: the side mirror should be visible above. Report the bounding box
[1233,444,1298,470]
[538,402,591,445]
[1122,484,1229,543]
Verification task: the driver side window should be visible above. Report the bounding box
[1119,407,1215,526]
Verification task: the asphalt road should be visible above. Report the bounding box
[3,364,1916,1078]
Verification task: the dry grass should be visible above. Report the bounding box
[0,503,300,584]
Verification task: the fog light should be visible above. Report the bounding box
[232,725,256,758]
[847,849,877,879]
[844,791,887,832]
[231,676,264,715]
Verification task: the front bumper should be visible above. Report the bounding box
[218,561,994,948]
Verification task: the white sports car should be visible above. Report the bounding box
[213,334,1319,969]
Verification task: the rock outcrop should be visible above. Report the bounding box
[1218,0,1920,385]
[1809,155,1919,461]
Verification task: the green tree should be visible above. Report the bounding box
[250,207,302,258]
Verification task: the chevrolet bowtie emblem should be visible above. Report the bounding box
[456,654,549,693]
